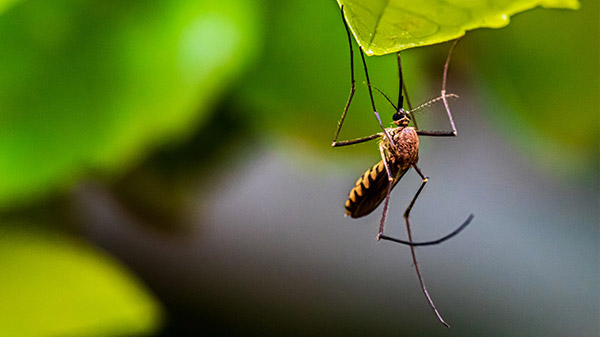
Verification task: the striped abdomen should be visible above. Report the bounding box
[344,160,408,218]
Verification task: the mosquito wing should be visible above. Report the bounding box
[345,160,408,218]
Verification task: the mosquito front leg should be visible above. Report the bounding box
[360,45,395,147]
[332,6,356,147]
[333,6,394,147]
[341,6,393,146]
[399,53,419,130]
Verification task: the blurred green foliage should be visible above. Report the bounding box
[0,0,261,335]
[0,0,21,15]
[0,0,260,207]
[0,225,162,336]
[0,0,596,336]
[338,0,580,55]
[468,0,598,180]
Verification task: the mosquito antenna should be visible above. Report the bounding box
[407,94,459,114]
[372,86,398,111]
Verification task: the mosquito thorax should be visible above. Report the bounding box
[392,110,410,127]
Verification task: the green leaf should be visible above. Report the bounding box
[0,0,21,16]
[469,0,598,180]
[0,225,162,337]
[338,0,580,55]
[0,0,261,207]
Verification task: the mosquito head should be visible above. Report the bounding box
[392,109,410,126]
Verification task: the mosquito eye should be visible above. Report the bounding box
[393,111,408,122]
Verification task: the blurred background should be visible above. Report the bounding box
[0,0,598,336]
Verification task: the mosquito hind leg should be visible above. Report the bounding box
[377,157,474,246]
[378,164,475,326]
[385,165,450,327]
[378,214,473,246]
[405,166,450,327]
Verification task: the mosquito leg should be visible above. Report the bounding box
[396,53,404,110]
[439,38,461,137]
[332,132,383,147]
[390,163,475,247]
[377,138,474,247]
[379,214,474,246]
[375,118,474,245]
[360,45,395,147]
[415,38,462,138]
[333,6,393,147]
[332,6,357,147]
[405,165,450,327]
[400,53,418,130]
[405,214,451,327]
[418,39,463,137]
[376,143,394,240]
[441,38,461,133]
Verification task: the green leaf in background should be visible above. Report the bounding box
[469,0,598,180]
[0,225,162,337]
[0,0,21,16]
[338,0,580,55]
[0,0,261,207]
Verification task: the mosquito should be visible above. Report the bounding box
[332,6,475,327]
